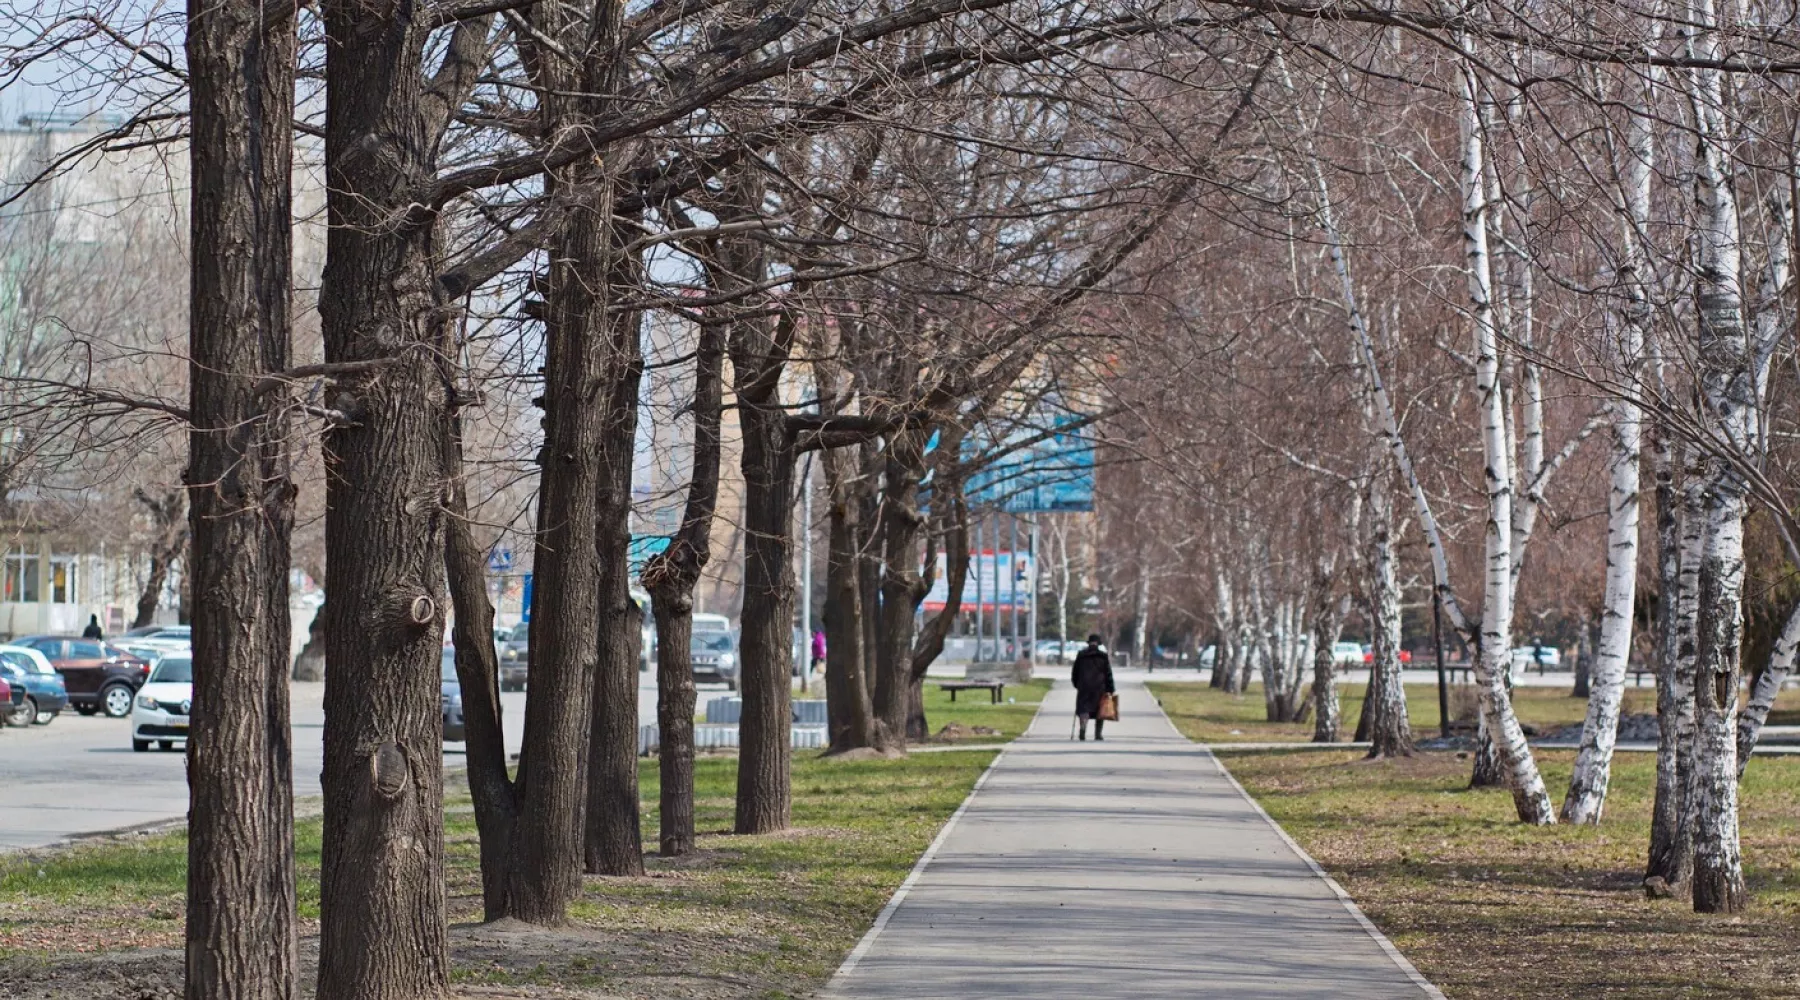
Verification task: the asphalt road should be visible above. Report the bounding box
[0,674,671,850]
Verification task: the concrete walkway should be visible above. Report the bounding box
[825,676,1441,999]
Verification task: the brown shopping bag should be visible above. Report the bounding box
[1098,693,1119,721]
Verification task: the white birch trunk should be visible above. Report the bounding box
[1562,72,1655,823]
[1131,563,1151,667]
[1365,474,1411,757]
[1459,44,1555,824]
[1737,601,1800,773]
[1684,0,1751,908]
[1211,571,1234,690]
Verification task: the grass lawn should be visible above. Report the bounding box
[1148,679,1665,744]
[0,749,999,999]
[918,676,1051,743]
[1217,747,1800,999]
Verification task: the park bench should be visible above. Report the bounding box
[939,680,1006,704]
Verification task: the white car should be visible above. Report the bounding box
[1331,641,1364,666]
[131,654,193,752]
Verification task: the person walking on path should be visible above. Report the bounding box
[1071,634,1114,741]
[811,628,827,678]
[82,614,104,640]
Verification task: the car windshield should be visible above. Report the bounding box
[152,658,193,683]
[3,651,51,674]
[693,632,733,652]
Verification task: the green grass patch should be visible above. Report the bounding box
[1,746,997,999]
[1214,747,1800,999]
[917,676,1050,742]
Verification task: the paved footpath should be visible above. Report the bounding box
[825,675,1441,999]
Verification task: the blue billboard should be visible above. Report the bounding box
[964,404,1096,513]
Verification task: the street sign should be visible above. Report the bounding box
[487,548,514,573]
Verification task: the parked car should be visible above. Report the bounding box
[1332,641,1364,666]
[131,654,192,751]
[123,624,190,640]
[0,644,68,725]
[441,647,465,742]
[496,622,529,691]
[1035,639,1079,663]
[0,674,16,724]
[121,625,191,649]
[1511,645,1563,671]
[1362,644,1413,665]
[691,614,738,690]
[13,635,150,717]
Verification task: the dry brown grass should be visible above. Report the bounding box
[1219,747,1800,999]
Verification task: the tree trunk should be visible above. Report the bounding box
[1457,47,1554,824]
[821,465,878,752]
[1736,602,1800,773]
[184,1,298,994]
[1312,591,1350,743]
[875,432,927,744]
[513,167,625,908]
[1561,397,1643,823]
[642,300,726,857]
[315,5,460,990]
[1131,562,1151,666]
[1572,615,1593,700]
[1684,0,1751,908]
[1364,476,1411,758]
[132,489,187,630]
[734,397,796,833]
[1648,440,1701,891]
[441,408,517,920]
[585,278,647,878]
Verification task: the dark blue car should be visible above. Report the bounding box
[0,644,69,725]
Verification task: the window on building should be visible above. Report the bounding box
[49,556,74,604]
[3,553,78,603]
[4,554,38,603]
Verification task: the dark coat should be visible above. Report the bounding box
[1071,646,1114,717]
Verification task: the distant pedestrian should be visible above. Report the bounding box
[82,614,104,640]
[811,628,827,677]
[1071,634,1115,741]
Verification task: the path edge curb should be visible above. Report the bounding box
[822,744,1009,993]
[1206,746,1447,1000]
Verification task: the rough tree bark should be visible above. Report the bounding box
[1684,0,1752,909]
[726,185,797,834]
[585,252,648,877]
[315,0,477,987]
[874,429,929,743]
[1647,436,1702,892]
[641,297,726,856]
[183,1,297,994]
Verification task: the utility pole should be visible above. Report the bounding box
[798,453,813,692]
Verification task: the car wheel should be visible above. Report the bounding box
[132,739,150,752]
[4,696,33,728]
[101,684,134,719]
[726,678,739,692]
[33,708,55,725]
[75,704,98,716]
[159,740,174,751]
